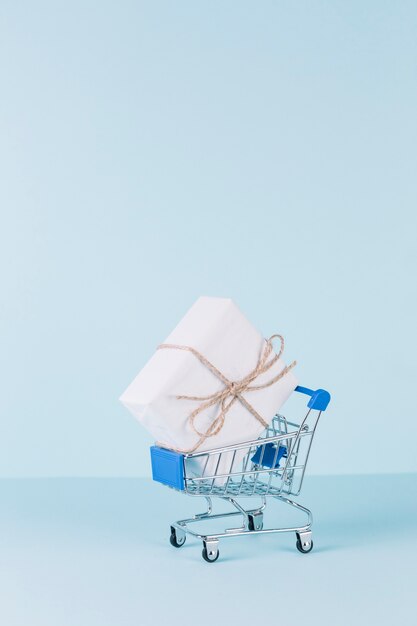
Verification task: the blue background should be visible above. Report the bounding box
[1,4,416,625]
[1,0,416,478]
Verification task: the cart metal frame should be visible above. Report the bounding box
[151,386,330,562]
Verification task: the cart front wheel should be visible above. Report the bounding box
[170,526,186,548]
[296,537,313,553]
[202,542,219,563]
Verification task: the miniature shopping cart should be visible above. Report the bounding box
[150,385,331,563]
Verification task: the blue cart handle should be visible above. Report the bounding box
[295,386,331,411]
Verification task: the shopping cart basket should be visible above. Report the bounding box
[150,385,331,562]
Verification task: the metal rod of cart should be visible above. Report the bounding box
[150,386,331,562]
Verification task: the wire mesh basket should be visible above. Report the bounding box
[150,386,331,562]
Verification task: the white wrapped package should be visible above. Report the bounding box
[120,297,298,483]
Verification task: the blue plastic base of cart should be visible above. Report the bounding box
[150,446,185,491]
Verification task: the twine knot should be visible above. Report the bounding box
[156,334,296,454]
[230,381,244,396]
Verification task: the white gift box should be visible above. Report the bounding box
[120,297,298,483]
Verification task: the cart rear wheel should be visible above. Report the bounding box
[170,526,186,548]
[296,537,313,553]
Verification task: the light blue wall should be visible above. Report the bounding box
[1,1,416,477]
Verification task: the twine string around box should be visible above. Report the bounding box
[155,334,296,454]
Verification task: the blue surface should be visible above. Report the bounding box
[1,475,416,626]
[150,446,184,490]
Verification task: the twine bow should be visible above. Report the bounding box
[156,335,296,454]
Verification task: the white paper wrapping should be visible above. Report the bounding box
[120,297,298,483]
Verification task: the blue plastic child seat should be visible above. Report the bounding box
[251,442,287,469]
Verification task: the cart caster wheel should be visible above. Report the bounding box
[296,537,313,553]
[170,526,186,548]
[202,543,219,563]
[248,514,263,531]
